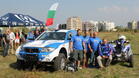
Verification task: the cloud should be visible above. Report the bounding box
[97,6,128,13]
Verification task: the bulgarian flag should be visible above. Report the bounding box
[46,3,59,26]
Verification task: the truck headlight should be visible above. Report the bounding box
[41,47,55,52]
[16,45,24,52]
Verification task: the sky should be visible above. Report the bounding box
[0,0,139,26]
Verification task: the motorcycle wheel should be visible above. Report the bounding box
[129,55,134,67]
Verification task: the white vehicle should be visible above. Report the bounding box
[16,30,77,70]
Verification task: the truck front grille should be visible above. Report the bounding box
[24,48,40,53]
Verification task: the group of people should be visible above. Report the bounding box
[0,27,129,69]
[70,29,113,69]
[26,27,46,42]
[0,26,46,57]
[1,29,23,57]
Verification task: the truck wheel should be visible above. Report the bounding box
[129,55,134,67]
[54,53,66,71]
[16,59,26,70]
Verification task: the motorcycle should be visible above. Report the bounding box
[110,39,134,67]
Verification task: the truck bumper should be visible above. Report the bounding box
[16,52,53,62]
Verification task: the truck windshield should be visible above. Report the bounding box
[37,32,66,40]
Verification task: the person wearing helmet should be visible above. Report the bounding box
[113,35,130,54]
[116,35,129,46]
[119,35,126,40]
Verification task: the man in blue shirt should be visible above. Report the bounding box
[83,31,90,68]
[88,32,102,66]
[97,39,113,68]
[70,29,85,69]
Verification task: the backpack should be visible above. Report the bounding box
[65,57,78,72]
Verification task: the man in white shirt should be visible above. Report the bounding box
[8,29,15,54]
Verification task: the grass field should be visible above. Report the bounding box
[0,32,139,78]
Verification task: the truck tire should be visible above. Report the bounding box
[54,53,66,71]
[129,55,134,67]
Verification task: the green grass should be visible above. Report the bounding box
[0,32,139,78]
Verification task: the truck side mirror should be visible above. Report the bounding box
[68,38,71,40]
[68,34,72,40]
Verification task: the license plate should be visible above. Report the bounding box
[24,54,38,61]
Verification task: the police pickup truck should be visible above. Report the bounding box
[16,30,77,70]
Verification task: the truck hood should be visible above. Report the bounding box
[23,40,65,48]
